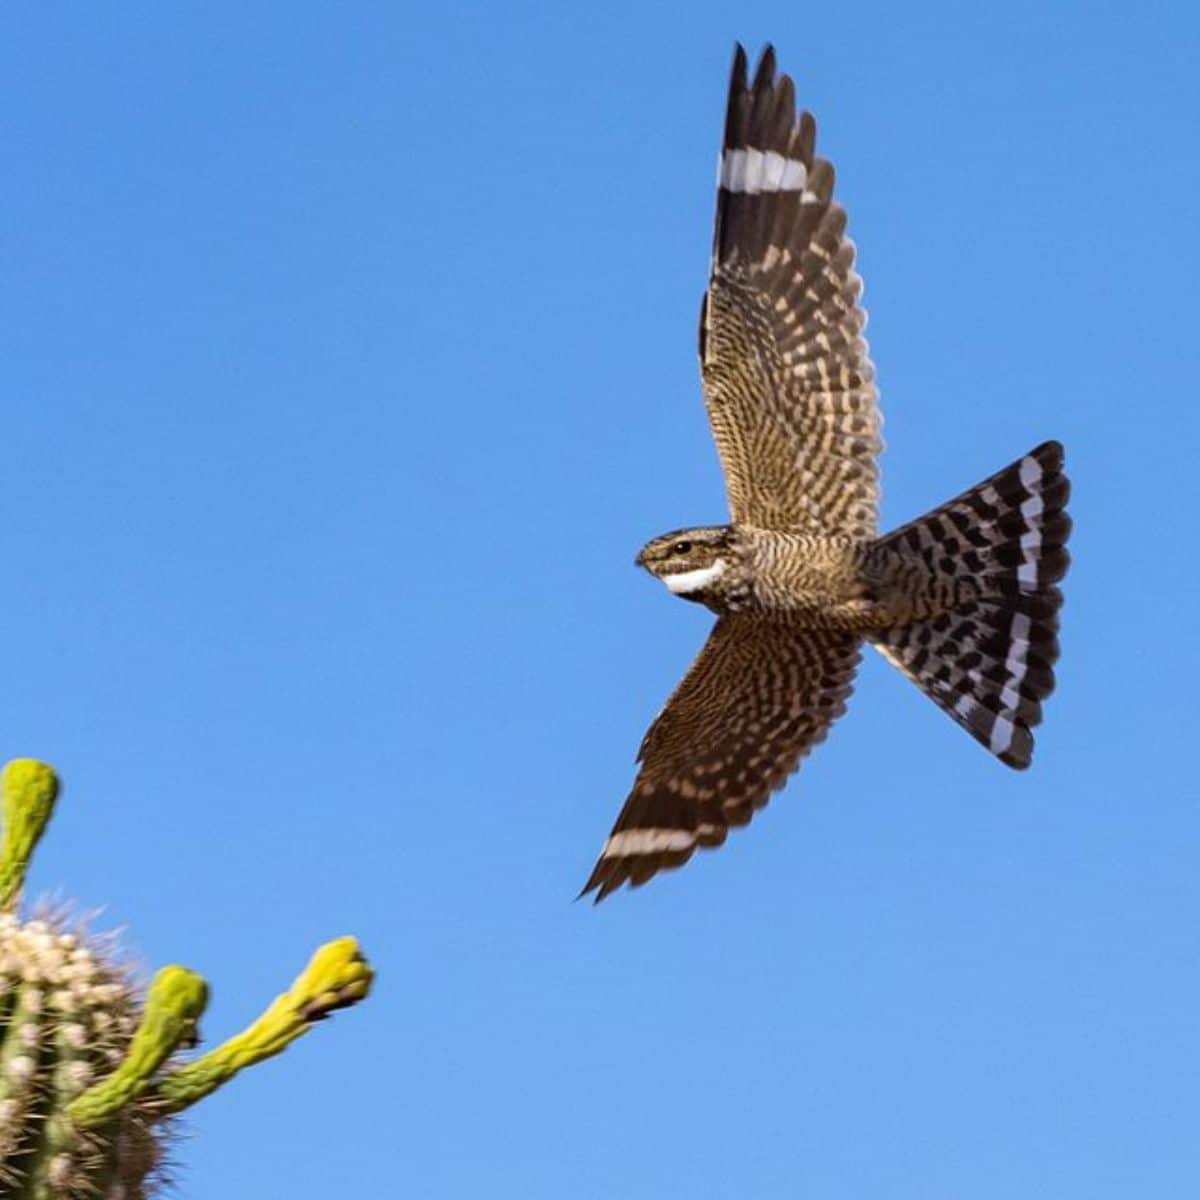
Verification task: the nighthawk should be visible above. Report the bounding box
[581,44,1071,901]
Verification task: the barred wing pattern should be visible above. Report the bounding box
[701,45,881,536]
[580,618,860,901]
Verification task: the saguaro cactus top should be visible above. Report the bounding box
[0,759,374,1198]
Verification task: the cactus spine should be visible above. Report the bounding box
[0,759,374,1198]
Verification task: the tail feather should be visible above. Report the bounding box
[872,441,1071,769]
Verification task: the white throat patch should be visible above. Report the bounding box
[662,559,727,595]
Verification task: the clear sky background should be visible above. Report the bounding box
[3,2,1199,1196]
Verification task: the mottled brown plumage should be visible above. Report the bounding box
[581,45,1071,902]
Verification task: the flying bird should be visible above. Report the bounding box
[581,44,1071,902]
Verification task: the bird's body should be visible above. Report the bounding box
[582,45,1071,901]
[641,526,961,628]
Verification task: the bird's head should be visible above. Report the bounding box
[635,526,740,606]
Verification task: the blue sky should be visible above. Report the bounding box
[3,2,1199,1196]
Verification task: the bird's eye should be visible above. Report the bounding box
[672,540,692,555]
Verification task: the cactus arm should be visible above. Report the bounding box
[153,937,373,1113]
[0,762,59,911]
[0,759,375,1195]
[66,966,208,1129]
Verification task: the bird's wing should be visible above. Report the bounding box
[701,44,881,536]
[581,616,860,901]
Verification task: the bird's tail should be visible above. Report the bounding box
[869,441,1071,768]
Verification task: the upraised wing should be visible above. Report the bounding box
[701,45,881,536]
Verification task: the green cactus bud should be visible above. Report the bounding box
[0,759,60,911]
[0,761,374,1198]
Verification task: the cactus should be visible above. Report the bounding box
[0,759,374,1198]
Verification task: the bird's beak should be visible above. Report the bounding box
[634,548,649,570]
